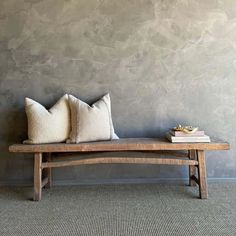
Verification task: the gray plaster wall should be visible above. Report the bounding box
[0,0,236,186]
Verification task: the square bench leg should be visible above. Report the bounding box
[197,150,208,199]
[34,153,42,201]
[189,150,197,187]
[44,153,52,188]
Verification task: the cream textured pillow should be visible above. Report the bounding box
[24,94,70,144]
[67,94,119,143]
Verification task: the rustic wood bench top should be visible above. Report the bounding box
[9,138,229,153]
[9,138,230,201]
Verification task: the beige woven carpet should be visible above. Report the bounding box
[0,183,236,236]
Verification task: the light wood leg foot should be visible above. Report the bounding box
[34,153,42,201]
[44,153,52,188]
[197,150,208,199]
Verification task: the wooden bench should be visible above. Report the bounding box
[9,138,230,201]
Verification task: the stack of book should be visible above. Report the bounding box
[166,129,211,143]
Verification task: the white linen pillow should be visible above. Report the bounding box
[24,94,70,144]
[67,94,119,143]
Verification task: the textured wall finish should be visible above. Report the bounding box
[0,0,236,185]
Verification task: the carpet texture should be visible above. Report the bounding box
[0,183,236,236]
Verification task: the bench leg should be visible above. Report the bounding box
[189,150,197,187]
[44,153,52,188]
[34,153,42,201]
[197,150,208,199]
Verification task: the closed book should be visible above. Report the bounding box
[170,130,205,137]
[166,132,211,143]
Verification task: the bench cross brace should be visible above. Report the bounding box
[33,150,208,201]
